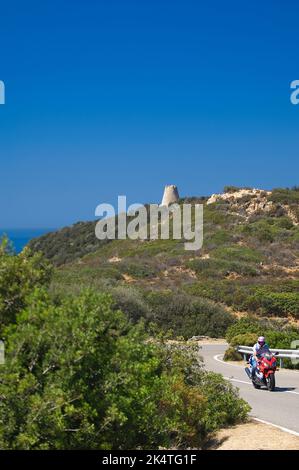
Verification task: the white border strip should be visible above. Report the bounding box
[223,376,251,385]
[214,353,244,368]
[252,417,299,437]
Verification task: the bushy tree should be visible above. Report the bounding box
[226,317,261,343]
[0,238,52,331]
[0,238,250,449]
[147,290,234,339]
[0,289,249,449]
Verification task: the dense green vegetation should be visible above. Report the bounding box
[268,187,299,205]
[27,187,299,340]
[28,221,109,266]
[0,238,52,329]
[268,187,299,222]
[0,239,249,450]
[145,290,234,339]
[187,279,299,319]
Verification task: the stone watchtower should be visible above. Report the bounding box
[160,185,179,207]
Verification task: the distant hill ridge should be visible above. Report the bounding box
[26,186,299,338]
[28,186,299,267]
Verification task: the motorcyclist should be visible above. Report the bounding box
[250,336,270,378]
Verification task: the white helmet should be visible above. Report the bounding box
[258,336,265,345]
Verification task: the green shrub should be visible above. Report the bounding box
[187,258,258,278]
[230,333,257,347]
[275,217,294,230]
[242,217,295,243]
[187,278,299,321]
[146,291,234,339]
[28,221,111,266]
[111,286,154,323]
[246,288,299,318]
[223,186,242,193]
[223,186,252,194]
[49,266,122,298]
[269,188,299,205]
[0,289,249,449]
[204,229,232,247]
[203,206,227,225]
[223,347,243,362]
[212,246,263,263]
[196,372,250,430]
[119,260,157,278]
[226,317,261,343]
[0,239,52,331]
[187,279,253,312]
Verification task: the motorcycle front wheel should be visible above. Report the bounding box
[266,374,275,391]
[252,380,261,389]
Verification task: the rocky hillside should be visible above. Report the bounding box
[207,187,299,225]
[28,187,299,339]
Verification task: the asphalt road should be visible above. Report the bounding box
[200,343,299,435]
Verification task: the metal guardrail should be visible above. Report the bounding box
[236,345,299,368]
[0,340,4,365]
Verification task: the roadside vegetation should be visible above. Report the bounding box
[0,238,249,450]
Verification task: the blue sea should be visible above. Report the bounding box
[0,229,55,253]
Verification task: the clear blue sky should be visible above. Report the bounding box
[0,0,299,228]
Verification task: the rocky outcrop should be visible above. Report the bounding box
[206,188,296,222]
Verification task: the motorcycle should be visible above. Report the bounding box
[245,352,278,391]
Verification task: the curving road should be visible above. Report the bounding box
[200,343,299,435]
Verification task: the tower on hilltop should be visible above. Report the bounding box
[160,185,179,207]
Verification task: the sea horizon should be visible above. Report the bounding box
[0,228,56,253]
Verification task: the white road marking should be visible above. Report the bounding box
[223,376,251,385]
[214,354,299,395]
[214,354,244,367]
[252,418,299,437]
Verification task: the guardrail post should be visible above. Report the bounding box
[243,353,247,361]
[279,357,283,369]
[0,340,4,365]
